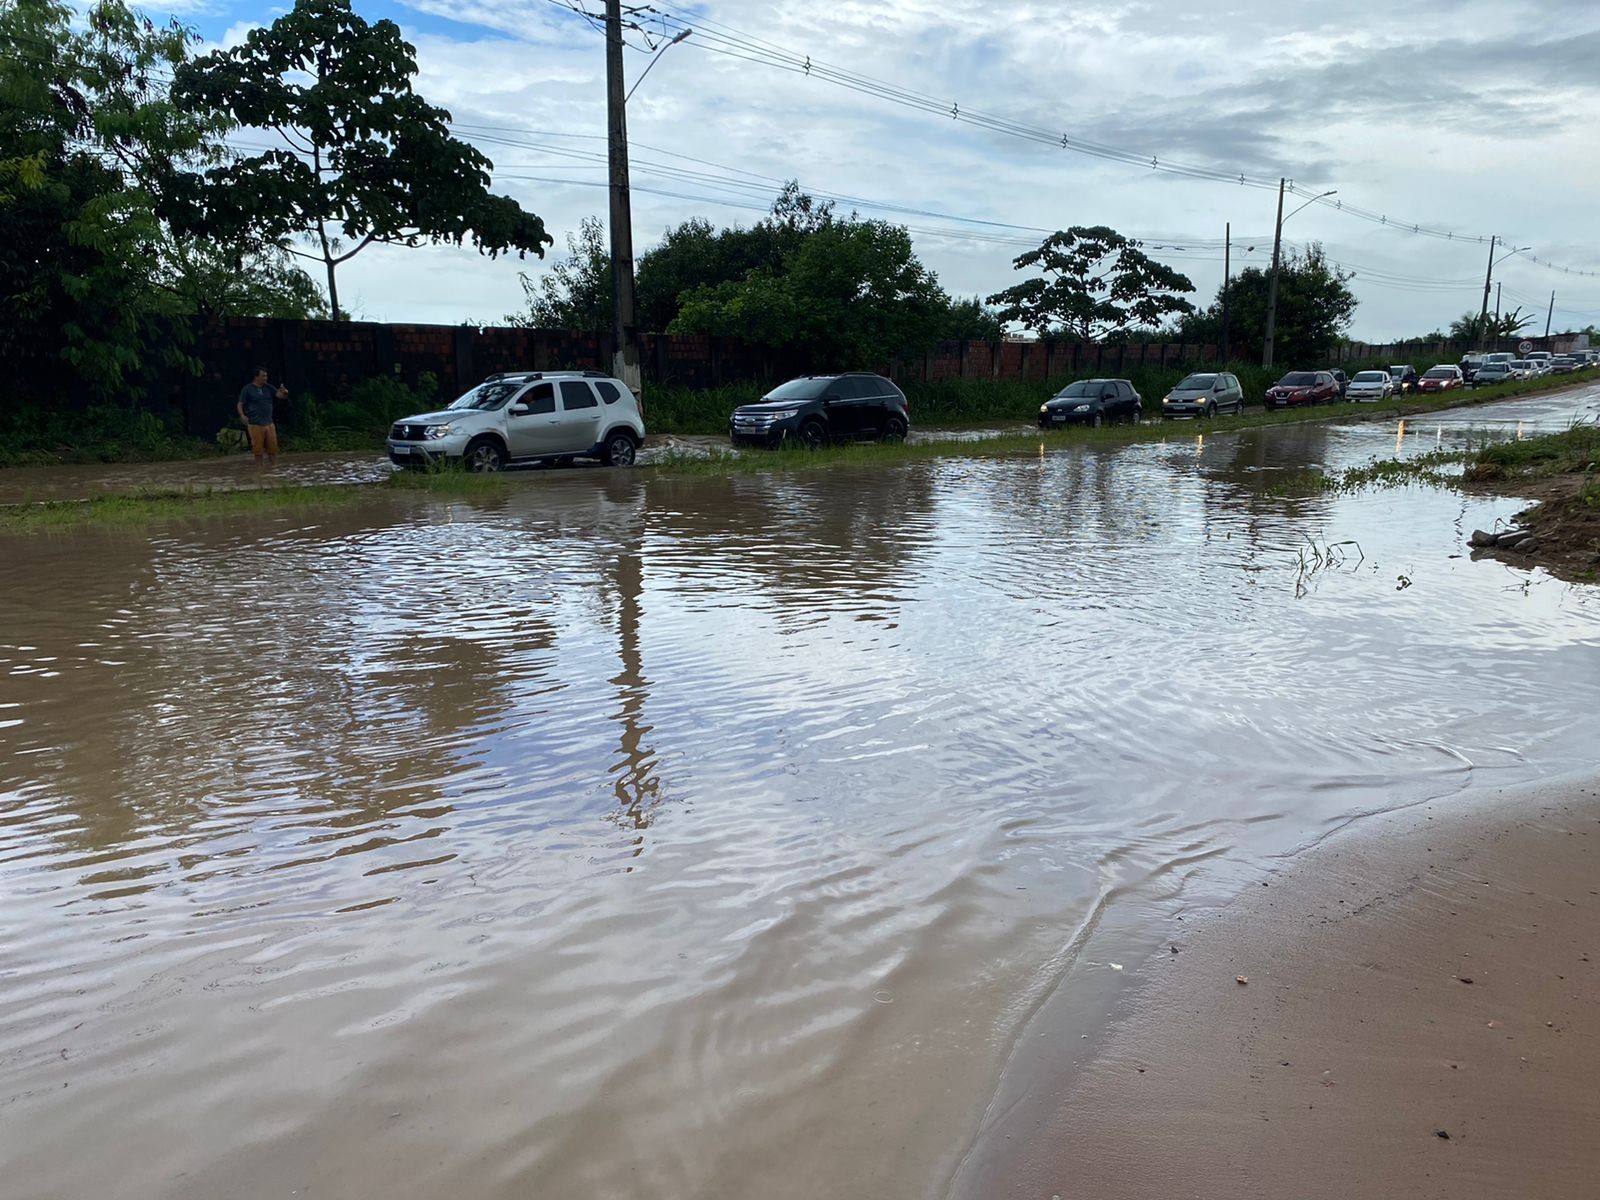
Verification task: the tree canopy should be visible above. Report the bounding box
[506,216,610,331]
[666,201,951,367]
[985,226,1196,340]
[0,0,208,407]
[1176,244,1357,364]
[1448,307,1536,343]
[168,0,550,319]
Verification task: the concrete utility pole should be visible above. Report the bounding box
[1220,222,1230,363]
[605,0,641,395]
[1545,290,1555,338]
[1476,235,1497,351]
[1262,180,1284,369]
[1495,281,1502,329]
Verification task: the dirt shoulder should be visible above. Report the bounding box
[1461,424,1600,584]
[960,779,1600,1200]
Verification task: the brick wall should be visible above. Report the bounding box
[170,317,1579,435]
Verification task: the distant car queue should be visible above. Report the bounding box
[380,349,1598,470]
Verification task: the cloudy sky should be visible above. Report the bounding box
[169,0,1600,341]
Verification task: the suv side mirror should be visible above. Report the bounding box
[509,403,530,416]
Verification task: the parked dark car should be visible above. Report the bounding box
[1388,364,1420,394]
[1039,378,1142,427]
[1549,355,1581,374]
[729,373,909,448]
[1264,370,1339,410]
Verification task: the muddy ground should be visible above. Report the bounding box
[1468,474,1600,584]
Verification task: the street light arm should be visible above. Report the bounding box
[1283,189,1338,226]
[625,27,691,103]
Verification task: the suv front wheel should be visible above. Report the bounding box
[464,436,507,472]
[602,430,638,467]
[798,420,829,450]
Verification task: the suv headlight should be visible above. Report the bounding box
[424,424,453,439]
[769,408,799,420]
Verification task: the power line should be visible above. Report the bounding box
[547,4,1600,279]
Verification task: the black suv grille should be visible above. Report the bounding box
[391,423,427,441]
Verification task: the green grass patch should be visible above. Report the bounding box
[1463,420,1600,481]
[0,484,363,532]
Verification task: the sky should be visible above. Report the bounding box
[164,0,1600,341]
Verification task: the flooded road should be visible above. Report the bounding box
[3,388,1598,1200]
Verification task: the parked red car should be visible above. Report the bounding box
[1264,370,1340,410]
[1417,365,1464,393]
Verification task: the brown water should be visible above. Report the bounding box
[3,390,1599,1200]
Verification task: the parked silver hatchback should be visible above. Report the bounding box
[1160,371,1244,418]
[387,371,646,471]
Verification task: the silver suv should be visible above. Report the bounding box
[387,371,646,471]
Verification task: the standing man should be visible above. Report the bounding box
[236,367,288,466]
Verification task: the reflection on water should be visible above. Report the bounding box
[2,389,1599,1200]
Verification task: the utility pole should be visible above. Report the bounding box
[1220,222,1230,364]
[1262,178,1285,369]
[1494,282,1502,335]
[1545,290,1555,338]
[604,0,641,396]
[1476,235,1496,351]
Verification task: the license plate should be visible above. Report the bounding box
[1051,414,1067,422]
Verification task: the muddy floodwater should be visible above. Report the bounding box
[3,389,1599,1200]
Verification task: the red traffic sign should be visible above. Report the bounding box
[1518,340,1534,354]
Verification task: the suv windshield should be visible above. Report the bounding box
[1278,372,1316,386]
[763,378,833,401]
[449,381,522,411]
[1053,381,1102,399]
[1175,374,1216,390]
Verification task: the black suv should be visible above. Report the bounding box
[730,374,910,448]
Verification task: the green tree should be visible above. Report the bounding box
[506,216,610,330]
[669,213,950,367]
[986,226,1195,340]
[1177,244,1356,364]
[167,242,329,319]
[0,0,215,409]
[1448,307,1536,343]
[169,0,550,320]
[635,187,837,333]
[942,296,1005,341]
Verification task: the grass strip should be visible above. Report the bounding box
[3,373,1595,531]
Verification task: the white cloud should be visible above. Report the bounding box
[298,0,1600,340]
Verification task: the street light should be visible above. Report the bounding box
[625,27,691,103]
[1476,239,1530,350]
[1262,184,1336,368]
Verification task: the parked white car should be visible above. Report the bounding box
[387,371,646,471]
[1346,369,1395,402]
[1506,359,1536,379]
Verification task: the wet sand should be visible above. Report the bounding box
[964,779,1600,1200]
